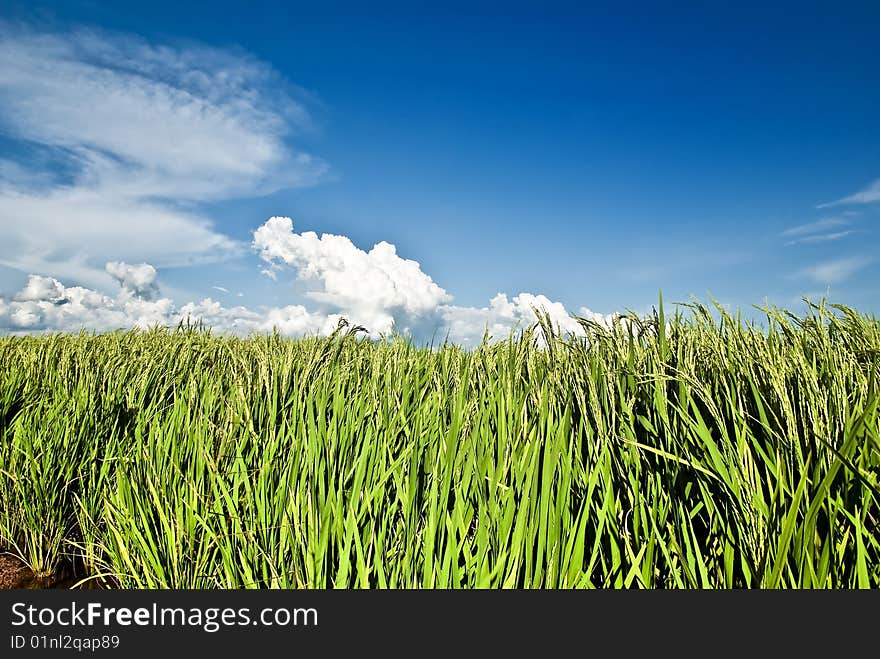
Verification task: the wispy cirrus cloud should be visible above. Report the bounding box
[781,217,850,238]
[0,23,327,289]
[799,256,872,285]
[785,230,855,246]
[817,178,880,208]
[780,216,860,246]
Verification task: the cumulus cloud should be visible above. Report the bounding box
[254,216,452,335]
[14,274,67,303]
[0,268,611,344]
[105,262,159,300]
[0,264,333,337]
[176,299,337,336]
[0,23,326,288]
[252,217,615,343]
[0,219,615,344]
[1,273,174,332]
[439,293,586,345]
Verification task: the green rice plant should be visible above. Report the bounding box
[0,299,878,588]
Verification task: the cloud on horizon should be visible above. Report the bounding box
[253,216,453,336]
[0,217,615,345]
[0,23,327,289]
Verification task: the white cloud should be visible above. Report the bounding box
[252,217,615,343]
[105,261,159,300]
[212,286,230,294]
[817,179,880,208]
[439,293,593,345]
[253,216,452,335]
[176,299,337,336]
[0,219,616,344]
[0,264,333,336]
[1,273,174,332]
[800,256,872,285]
[781,217,849,237]
[14,273,67,303]
[785,230,855,246]
[0,24,326,287]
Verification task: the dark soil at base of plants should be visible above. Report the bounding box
[0,551,113,589]
[0,553,56,589]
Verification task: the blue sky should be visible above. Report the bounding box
[0,2,878,341]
